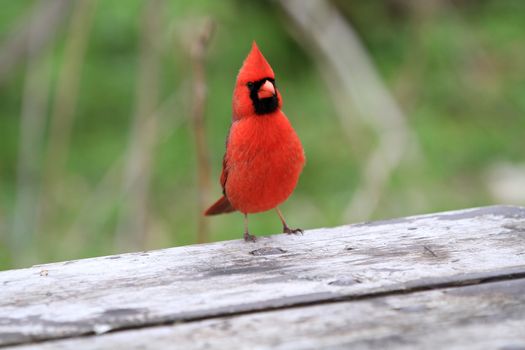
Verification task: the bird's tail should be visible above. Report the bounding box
[204,196,236,216]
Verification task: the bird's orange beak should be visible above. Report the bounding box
[257,80,275,99]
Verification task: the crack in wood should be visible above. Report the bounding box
[2,205,525,348]
[423,245,438,258]
[3,269,525,349]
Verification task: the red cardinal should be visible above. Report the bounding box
[205,42,305,241]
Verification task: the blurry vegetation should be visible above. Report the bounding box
[0,0,524,269]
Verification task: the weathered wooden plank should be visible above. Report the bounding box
[9,278,525,350]
[1,205,525,347]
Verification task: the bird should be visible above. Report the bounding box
[204,41,305,242]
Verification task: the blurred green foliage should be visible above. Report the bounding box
[0,0,524,270]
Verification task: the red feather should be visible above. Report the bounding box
[205,42,305,216]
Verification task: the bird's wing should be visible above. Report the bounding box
[220,153,228,195]
[219,124,233,195]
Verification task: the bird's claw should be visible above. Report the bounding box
[283,226,303,235]
[244,232,257,242]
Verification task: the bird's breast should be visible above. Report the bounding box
[225,112,305,214]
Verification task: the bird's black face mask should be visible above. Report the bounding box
[247,77,278,115]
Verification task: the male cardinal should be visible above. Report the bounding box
[204,42,305,242]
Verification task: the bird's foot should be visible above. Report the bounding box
[244,231,257,242]
[283,225,303,235]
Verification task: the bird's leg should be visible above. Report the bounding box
[243,213,257,242]
[276,207,303,235]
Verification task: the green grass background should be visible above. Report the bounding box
[1,1,524,269]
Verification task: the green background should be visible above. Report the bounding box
[1,1,524,270]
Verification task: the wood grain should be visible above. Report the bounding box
[10,278,525,350]
[1,205,525,347]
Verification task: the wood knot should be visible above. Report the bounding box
[329,277,362,286]
[250,247,287,256]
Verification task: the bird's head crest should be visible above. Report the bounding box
[237,41,275,84]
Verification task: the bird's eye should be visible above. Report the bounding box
[247,82,254,88]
